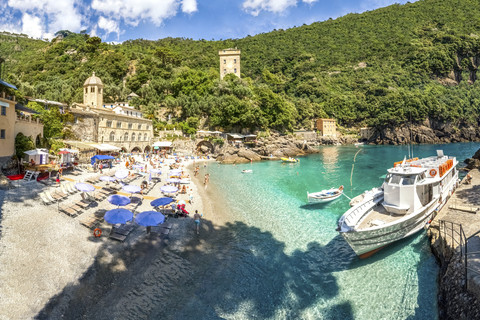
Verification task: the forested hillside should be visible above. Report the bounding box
[2,0,480,135]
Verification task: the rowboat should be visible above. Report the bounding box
[281,157,299,163]
[307,186,344,203]
[337,151,459,258]
[242,169,253,173]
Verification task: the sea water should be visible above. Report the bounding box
[198,143,480,320]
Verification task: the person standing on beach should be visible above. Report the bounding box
[193,210,203,234]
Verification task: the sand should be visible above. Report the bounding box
[0,156,231,319]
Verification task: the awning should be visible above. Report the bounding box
[227,133,244,139]
[15,103,39,114]
[0,79,17,90]
[24,149,49,156]
[59,148,79,153]
[153,141,172,147]
[90,143,121,151]
[91,155,115,165]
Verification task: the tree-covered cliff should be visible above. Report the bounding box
[3,0,480,135]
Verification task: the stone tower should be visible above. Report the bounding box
[219,48,241,80]
[83,72,104,108]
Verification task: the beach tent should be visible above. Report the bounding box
[24,149,49,165]
[91,155,115,165]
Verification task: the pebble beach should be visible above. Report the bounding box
[0,157,229,319]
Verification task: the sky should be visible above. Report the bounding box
[0,0,417,43]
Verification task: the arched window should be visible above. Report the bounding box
[124,132,129,141]
[138,133,142,141]
[144,133,147,141]
[131,133,135,141]
[109,131,115,141]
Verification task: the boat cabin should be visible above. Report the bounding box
[383,167,434,215]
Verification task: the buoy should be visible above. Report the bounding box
[93,228,102,238]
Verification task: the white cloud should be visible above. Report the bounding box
[7,0,83,39]
[242,0,317,16]
[91,0,185,26]
[182,0,198,14]
[98,16,119,37]
[21,13,44,39]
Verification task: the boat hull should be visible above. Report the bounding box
[307,193,342,203]
[340,197,441,257]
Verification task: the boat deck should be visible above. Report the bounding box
[357,204,405,230]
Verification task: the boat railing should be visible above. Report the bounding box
[342,193,383,227]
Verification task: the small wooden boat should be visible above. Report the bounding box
[242,169,253,173]
[281,157,299,163]
[307,186,344,203]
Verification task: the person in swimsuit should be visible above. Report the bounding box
[193,210,203,234]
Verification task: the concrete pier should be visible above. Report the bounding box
[429,168,480,307]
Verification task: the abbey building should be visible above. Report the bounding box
[69,73,153,153]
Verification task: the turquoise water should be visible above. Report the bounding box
[199,143,480,319]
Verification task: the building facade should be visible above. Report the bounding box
[316,118,337,137]
[69,73,154,153]
[0,89,44,161]
[219,48,241,80]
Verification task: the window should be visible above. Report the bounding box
[234,68,237,73]
[84,88,87,94]
[109,131,115,141]
[116,121,122,128]
[128,123,133,129]
[223,59,226,64]
[1,106,6,116]
[90,87,95,93]
[1,129,5,139]
[106,120,112,127]
[131,133,135,141]
[144,133,147,141]
[138,124,142,129]
[234,59,236,64]
[223,69,226,73]
[99,88,102,94]
[124,132,129,141]
[138,133,141,141]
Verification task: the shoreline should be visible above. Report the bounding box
[0,157,237,319]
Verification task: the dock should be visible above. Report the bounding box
[430,168,480,299]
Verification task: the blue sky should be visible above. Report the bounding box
[0,0,416,42]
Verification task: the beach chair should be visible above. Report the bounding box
[74,199,90,209]
[79,214,98,229]
[59,205,80,217]
[47,190,64,201]
[66,182,78,194]
[39,192,54,205]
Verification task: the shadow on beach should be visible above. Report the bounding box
[35,218,356,319]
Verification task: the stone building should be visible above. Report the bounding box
[219,48,241,80]
[0,81,43,162]
[316,118,336,137]
[69,73,153,153]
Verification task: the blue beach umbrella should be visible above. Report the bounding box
[150,197,174,207]
[75,183,95,192]
[104,208,133,224]
[161,185,178,194]
[100,176,116,182]
[115,170,129,179]
[107,194,131,206]
[135,210,165,227]
[122,185,141,194]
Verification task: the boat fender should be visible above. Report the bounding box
[429,169,437,177]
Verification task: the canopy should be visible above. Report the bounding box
[24,149,49,156]
[152,141,172,147]
[90,143,121,152]
[135,211,165,227]
[0,79,17,90]
[104,208,133,224]
[91,155,115,165]
[107,194,131,206]
[59,148,79,153]
[150,197,174,207]
[75,183,95,192]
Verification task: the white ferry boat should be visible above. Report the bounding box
[337,150,459,258]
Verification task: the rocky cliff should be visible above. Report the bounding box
[370,120,480,145]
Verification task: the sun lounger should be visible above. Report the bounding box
[74,200,90,209]
[47,190,64,201]
[79,214,99,229]
[109,232,127,242]
[39,192,54,205]
[59,205,80,217]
